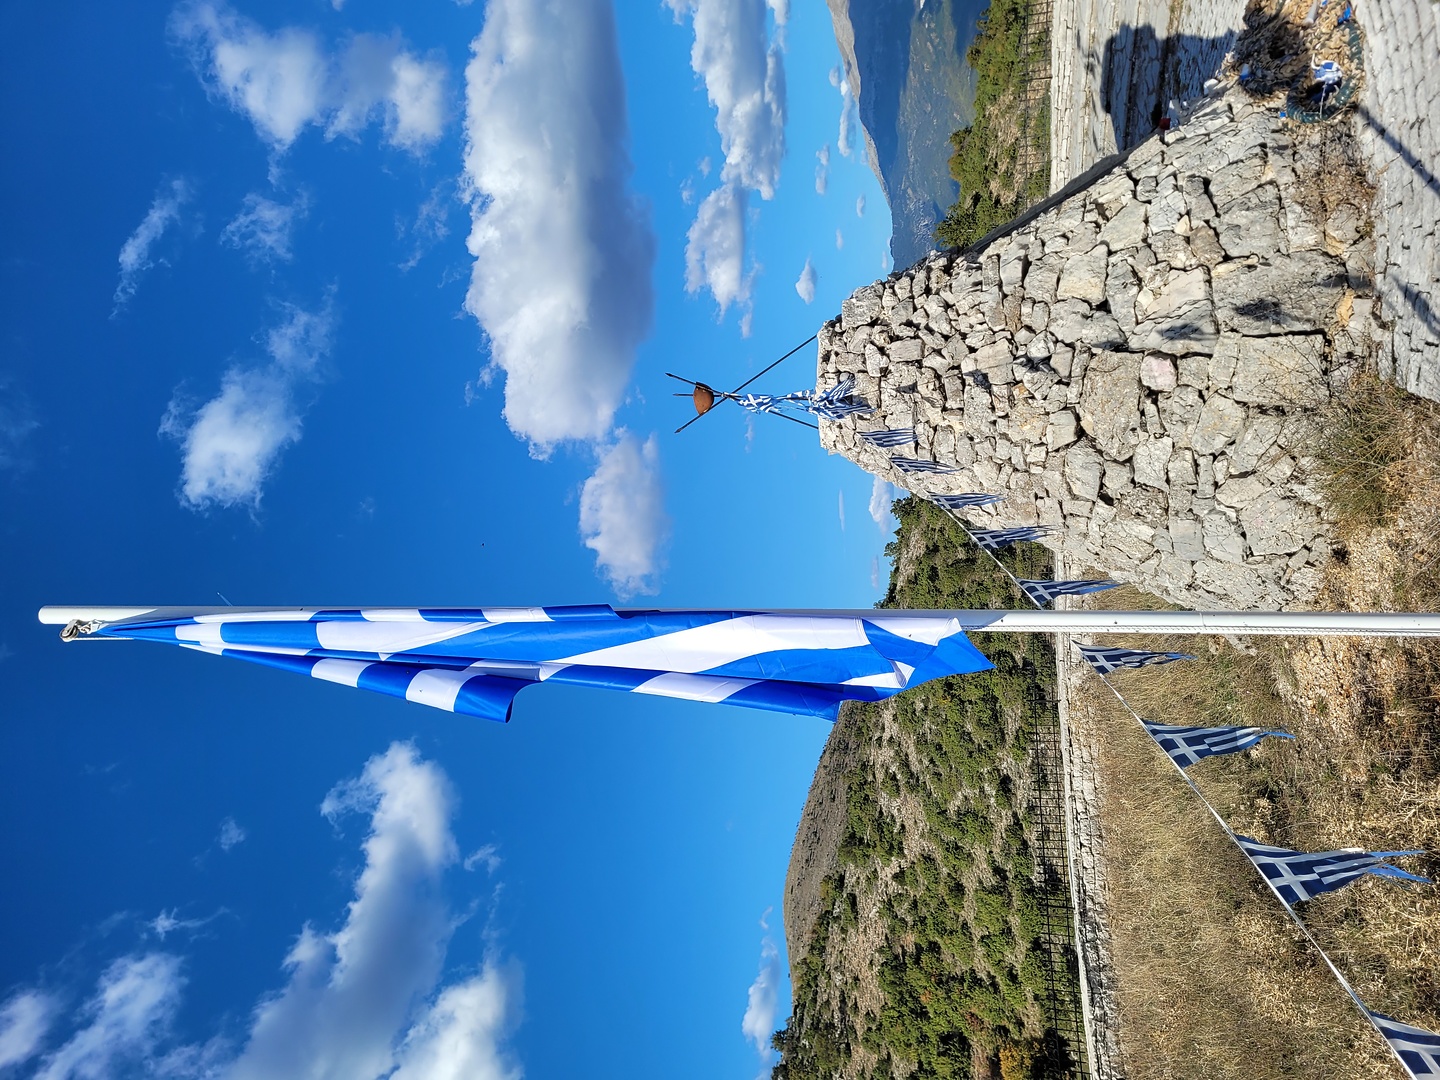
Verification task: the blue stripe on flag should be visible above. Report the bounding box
[1367,1010,1440,1077]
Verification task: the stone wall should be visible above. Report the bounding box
[818,88,1380,611]
[1357,0,1440,401]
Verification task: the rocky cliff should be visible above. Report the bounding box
[816,86,1382,611]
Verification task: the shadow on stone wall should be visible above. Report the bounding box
[1100,26,1239,152]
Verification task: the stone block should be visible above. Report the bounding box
[887,338,925,364]
[1159,385,1203,446]
[1240,491,1319,556]
[1212,250,1346,334]
[1056,243,1110,305]
[1218,333,1329,407]
[1140,354,1178,390]
[1133,436,1173,489]
[1169,518,1206,561]
[1098,200,1147,250]
[1078,350,1142,460]
[1191,393,1246,455]
[1064,444,1105,501]
[1046,410,1079,449]
[1217,184,1284,259]
[842,285,883,329]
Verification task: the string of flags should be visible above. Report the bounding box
[920,485,1438,1079]
[733,378,875,423]
[890,456,961,475]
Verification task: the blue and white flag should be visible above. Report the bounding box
[1367,1010,1440,1078]
[1233,835,1431,906]
[809,379,875,421]
[926,492,1005,511]
[1142,722,1294,768]
[733,379,873,422]
[890,456,960,474]
[859,428,916,448]
[1078,645,1196,675]
[1017,579,1119,606]
[60,606,993,723]
[970,526,1052,552]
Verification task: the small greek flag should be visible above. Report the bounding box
[970,526,1052,552]
[926,492,1005,511]
[1078,645,1196,675]
[1367,1010,1440,1078]
[1143,722,1294,768]
[890,456,960,474]
[1017,579,1119,606]
[56,605,994,724]
[809,379,874,421]
[1234,835,1430,906]
[859,428,916,448]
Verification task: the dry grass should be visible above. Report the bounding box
[1069,396,1440,1078]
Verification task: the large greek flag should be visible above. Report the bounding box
[57,606,993,723]
[1142,722,1294,768]
[890,456,960,474]
[1234,835,1430,906]
[858,428,916,448]
[1368,1010,1440,1078]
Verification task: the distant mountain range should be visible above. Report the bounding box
[824,0,987,268]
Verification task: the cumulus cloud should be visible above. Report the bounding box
[868,474,901,531]
[461,0,655,450]
[16,746,523,1080]
[0,991,54,1071]
[579,432,669,598]
[685,184,751,317]
[814,143,829,194]
[740,936,781,1060]
[669,0,787,320]
[114,179,192,314]
[855,194,865,217]
[221,191,308,265]
[171,1,447,153]
[33,955,183,1080]
[160,298,334,510]
[219,816,247,851]
[794,256,816,304]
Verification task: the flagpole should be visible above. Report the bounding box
[37,606,1440,638]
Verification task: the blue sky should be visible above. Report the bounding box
[0,0,906,1076]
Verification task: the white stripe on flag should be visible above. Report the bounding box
[632,672,760,703]
[311,658,374,687]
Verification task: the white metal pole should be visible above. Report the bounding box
[37,606,1440,637]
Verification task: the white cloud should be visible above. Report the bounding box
[462,844,501,874]
[579,432,669,598]
[794,256,816,304]
[171,2,447,154]
[18,745,523,1080]
[221,191,308,265]
[668,0,787,317]
[868,474,900,530]
[0,991,54,1071]
[33,955,183,1080]
[390,965,522,1080]
[835,72,858,158]
[224,744,462,1080]
[114,179,192,314]
[685,184,751,316]
[740,937,781,1060]
[836,488,845,531]
[870,554,881,589]
[461,0,655,450]
[399,183,451,272]
[855,194,865,217]
[814,143,829,194]
[0,376,40,474]
[219,816,247,851]
[160,298,334,510]
[835,227,843,249]
[149,909,227,941]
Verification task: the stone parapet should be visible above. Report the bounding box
[819,90,1380,612]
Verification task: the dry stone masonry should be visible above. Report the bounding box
[818,88,1381,611]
